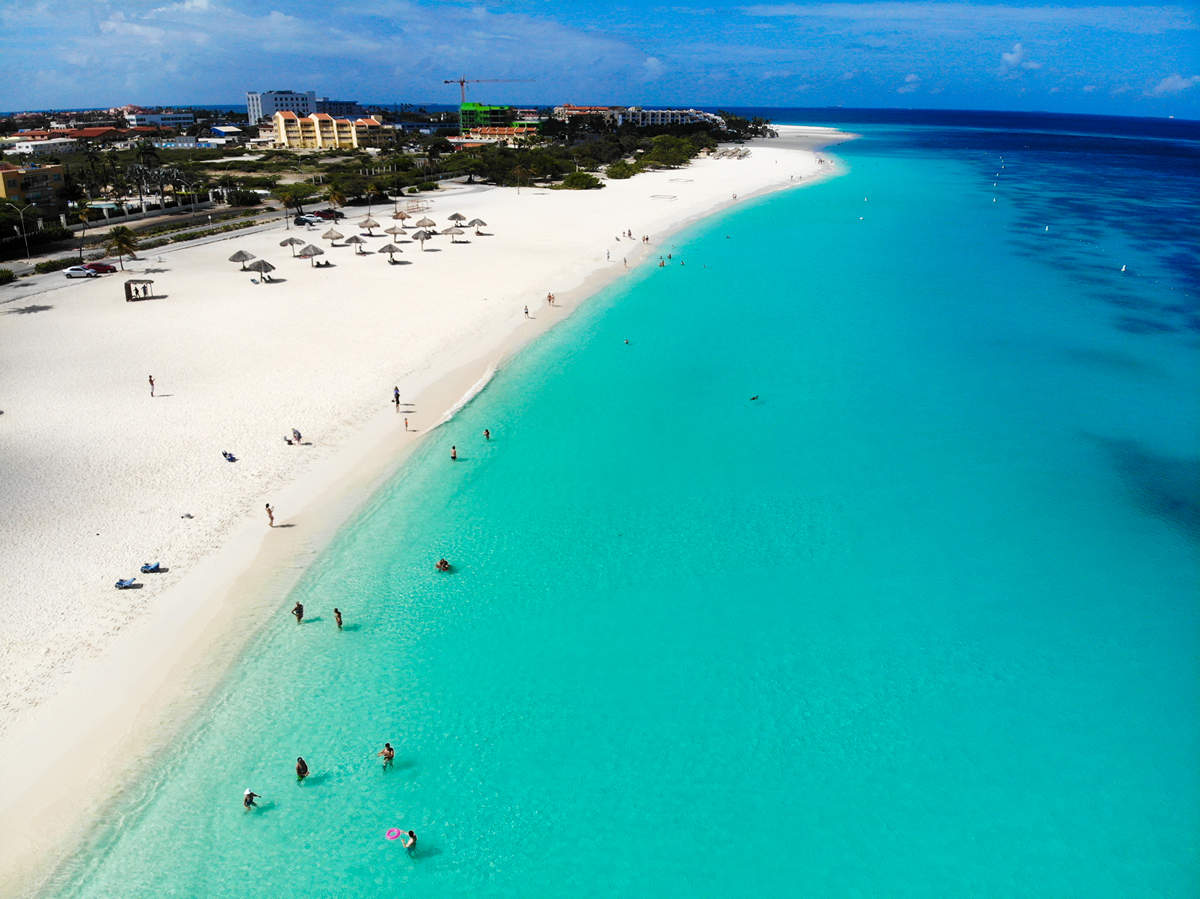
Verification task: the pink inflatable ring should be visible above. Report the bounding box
[385,828,403,841]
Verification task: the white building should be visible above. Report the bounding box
[4,137,81,156]
[126,111,196,129]
[246,90,316,123]
[619,107,725,128]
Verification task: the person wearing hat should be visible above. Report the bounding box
[243,789,260,809]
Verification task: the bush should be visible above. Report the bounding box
[0,268,14,285]
[558,171,604,190]
[226,189,261,206]
[34,257,77,274]
[407,186,420,194]
[416,181,438,191]
[605,160,637,180]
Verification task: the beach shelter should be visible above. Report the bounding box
[441,226,465,243]
[344,235,367,255]
[391,211,410,226]
[123,278,155,301]
[322,228,344,245]
[384,225,406,240]
[297,244,325,267]
[447,212,467,225]
[410,229,433,251]
[246,259,276,282]
[228,249,256,270]
[378,243,403,263]
[280,236,305,257]
[359,217,380,235]
[414,217,436,229]
[466,217,487,230]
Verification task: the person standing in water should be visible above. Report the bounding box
[483,429,490,441]
[378,743,395,766]
[334,608,343,629]
[450,445,457,461]
[296,757,309,780]
[403,830,417,854]
[243,789,260,809]
[291,601,304,624]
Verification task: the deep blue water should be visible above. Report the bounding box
[49,112,1200,896]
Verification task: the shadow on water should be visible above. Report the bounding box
[299,772,331,786]
[409,846,443,861]
[1084,432,1200,543]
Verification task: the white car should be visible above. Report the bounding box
[64,266,100,278]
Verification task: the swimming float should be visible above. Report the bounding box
[385,828,403,841]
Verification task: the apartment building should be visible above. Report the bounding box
[272,111,385,149]
[247,90,317,123]
[0,161,66,209]
[125,111,196,129]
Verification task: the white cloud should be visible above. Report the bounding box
[739,3,1196,35]
[1082,84,1097,92]
[1146,73,1200,96]
[897,72,921,93]
[642,56,666,81]
[1001,42,1042,73]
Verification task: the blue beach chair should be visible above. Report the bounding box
[115,578,137,589]
[140,562,162,574]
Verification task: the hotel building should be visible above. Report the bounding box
[271,111,385,149]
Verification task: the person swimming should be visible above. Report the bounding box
[378,742,395,765]
[296,757,309,780]
[436,558,451,572]
[334,608,343,629]
[243,789,260,808]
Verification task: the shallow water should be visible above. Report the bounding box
[55,116,1200,896]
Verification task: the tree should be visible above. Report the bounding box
[76,200,91,262]
[559,171,604,190]
[270,182,318,214]
[107,226,139,270]
[325,184,346,213]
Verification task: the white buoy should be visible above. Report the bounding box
[1120,264,1127,272]
[1044,225,1049,232]
[992,197,997,203]
[858,216,864,221]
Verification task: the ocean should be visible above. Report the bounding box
[50,112,1199,896]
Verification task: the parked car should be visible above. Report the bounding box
[83,262,117,274]
[313,209,346,220]
[294,214,323,225]
[64,266,100,279]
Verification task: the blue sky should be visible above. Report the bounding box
[0,0,1197,116]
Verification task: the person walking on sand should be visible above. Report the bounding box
[148,374,155,397]
[334,608,343,629]
[265,503,275,527]
[450,445,457,461]
[378,742,395,766]
[393,386,400,406]
[243,789,260,809]
[292,601,304,624]
[524,305,529,318]
[404,416,409,432]
[296,757,309,780]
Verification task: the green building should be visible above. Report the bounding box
[458,102,517,133]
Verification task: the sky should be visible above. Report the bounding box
[0,0,1197,117]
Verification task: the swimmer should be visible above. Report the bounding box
[450,445,457,461]
[436,558,451,572]
[292,601,304,623]
[403,830,417,853]
[334,608,343,629]
[296,757,309,780]
[483,429,490,441]
[750,395,759,401]
[378,742,395,765]
[243,789,260,808]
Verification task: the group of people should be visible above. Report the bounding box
[616,229,649,244]
[289,601,343,628]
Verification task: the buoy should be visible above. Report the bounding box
[1120,264,1127,272]
[1044,225,1049,232]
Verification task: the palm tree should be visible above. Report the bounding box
[326,184,346,215]
[76,200,91,262]
[511,164,530,195]
[107,226,139,270]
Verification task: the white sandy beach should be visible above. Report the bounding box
[0,125,851,894]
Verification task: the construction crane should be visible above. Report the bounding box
[443,76,533,104]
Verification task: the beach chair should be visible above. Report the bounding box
[222,451,237,462]
[114,578,137,589]
[140,562,162,574]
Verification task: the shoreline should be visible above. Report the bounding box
[0,126,854,896]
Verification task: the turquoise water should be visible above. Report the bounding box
[56,122,1199,896]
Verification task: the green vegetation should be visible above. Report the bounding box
[0,268,15,284]
[270,183,318,214]
[225,189,262,206]
[557,171,604,190]
[34,257,77,274]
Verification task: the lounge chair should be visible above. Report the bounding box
[115,578,137,589]
[222,451,237,462]
[140,562,162,574]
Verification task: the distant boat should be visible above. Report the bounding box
[992,197,997,203]
[1120,264,1127,272]
[1044,225,1049,232]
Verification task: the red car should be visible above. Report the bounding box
[84,262,117,274]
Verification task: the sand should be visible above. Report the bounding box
[0,125,853,894]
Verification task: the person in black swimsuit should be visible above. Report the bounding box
[243,789,260,808]
[292,602,304,623]
[403,830,417,854]
[296,757,309,780]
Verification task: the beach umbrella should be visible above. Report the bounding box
[447,212,467,224]
[322,228,343,244]
[359,217,380,235]
[228,249,256,270]
[344,234,367,255]
[441,226,465,243]
[297,244,325,266]
[384,225,406,239]
[378,243,403,262]
[414,217,436,229]
[246,259,275,282]
[410,229,433,251]
[280,236,305,257]
[391,211,410,224]
[467,217,488,235]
